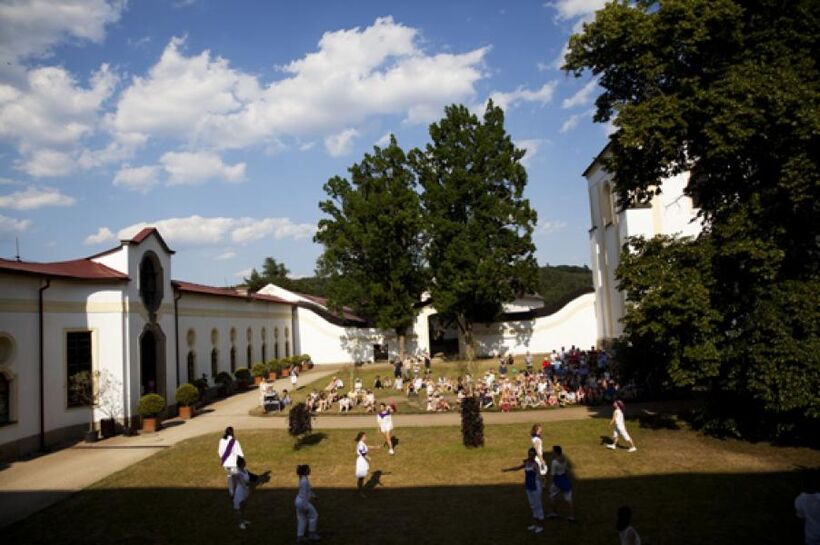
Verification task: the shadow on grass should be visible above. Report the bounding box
[2,471,810,544]
[637,411,681,430]
[293,433,328,450]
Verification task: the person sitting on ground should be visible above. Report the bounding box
[281,389,292,408]
[339,395,352,413]
[363,390,376,413]
[435,394,451,412]
[354,377,363,392]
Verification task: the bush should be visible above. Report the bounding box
[299,354,311,364]
[192,378,208,395]
[175,383,200,407]
[289,402,312,437]
[251,362,267,377]
[214,371,233,385]
[138,394,166,418]
[460,396,484,447]
[234,367,251,381]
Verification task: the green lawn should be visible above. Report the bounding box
[5,416,818,545]
[254,359,560,416]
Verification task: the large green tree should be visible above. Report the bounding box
[243,257,290,292]
[567,0,820,440]
[315,135,427,357]
[410,102,539,360]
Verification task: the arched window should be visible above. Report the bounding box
[262,343,267,363]
[139,252,163,313]
[0,374,10,426]
[274,327,280,359]
[230,346,236,372]
[211,348,218,377]
[285,327,291,357]
[186,351,195,382]
[600,182,615,226]
[246,344,252,366]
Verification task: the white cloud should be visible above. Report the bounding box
[84,227,115,245]
[548,0,607,21]
[108,18,488,154]
[0,215,31,239]
[117,215,316,247]
[0,186,75,210]
[215,251,236,260]
[535,219,568,236]
[160,151,246,185]
[562,79,598,109]
[0,0,125,62]
[17,148,76,178]
[324,128,359,157]
[515,139,546,169]
[603,120,617,136]
[298,141,315,151]
[375,132,392,147]
[488,82,557,112]
[113,165,160,193]
[559,109,594,133]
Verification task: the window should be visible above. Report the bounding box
[285,327,290,357]
[211,349,218,377]
[246,345,252,366]
[187,351,195,382]
[67,331,92,407]
[139,252,163,313]
[0,374,9,425]
[230,346,236,372]
[600,183,615,226]
[275,341,279,359]
[262,343,267,363]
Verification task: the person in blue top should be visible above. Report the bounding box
[505,447,545,534]
[547,445,575,521]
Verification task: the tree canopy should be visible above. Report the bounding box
[567,0,819,440]
[410,102,539,360]
[315,135,427,355]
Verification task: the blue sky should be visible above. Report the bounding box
[0,0,610,284]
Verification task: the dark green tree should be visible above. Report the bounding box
[315,135,427,357]
[243,257,290,292]
[566,0,820,440]
[411,102,538,360]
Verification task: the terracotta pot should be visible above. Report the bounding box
[281,368,290,377]
[254,376,263,385]
[179,405,194,420]
[268,372,278,380]
[142,417,160,433]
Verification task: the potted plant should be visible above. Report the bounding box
[280,358,290,378]
[234,367,252,389]
[215,371,234,397]
[175,383,200,419]
[267,361,279,381]
[251,363,267,385]
[302,354,314,370]
[138,393,166,433]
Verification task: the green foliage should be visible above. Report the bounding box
[137,394,166,418]
[567,0,820,441]
[251,363,267,378]
[315,135,428,353]
[233,367,251,381]
[460,396,484,447]
[288,402,313,437]
[214,371,233,385]
[242,257,330,296]
[175,383,200,407]
[191,378,208,396]
[410,102,539,359]
[538,265,593,308]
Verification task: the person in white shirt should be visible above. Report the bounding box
[219,427,258,497]
[530,424,547,477]
[355,431,375,497]
[231,456,252,530]
[607,400,637,452]
[796,475,820,545]
[290,367,299,389]
[376,403,395,455]
[616,505,641,545]
[295,464,320,542]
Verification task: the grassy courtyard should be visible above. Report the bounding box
[5,415,817,545]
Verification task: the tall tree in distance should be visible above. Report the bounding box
[315,135,427,357]
[244,257,290,292]
[411,102,539,361]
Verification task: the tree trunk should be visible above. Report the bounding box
[456,315,476,362]
[397,331,406,360]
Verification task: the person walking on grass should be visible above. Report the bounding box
[547,445,575,521]
[355,431,377,497]
[231,456,252,530]
[607,400,637,452]
[505,447,545,534]
[295,464,320,543]
[291,365,299,390]
[616,505,641,545]
[530,424,547,477]
[377,402,395,455]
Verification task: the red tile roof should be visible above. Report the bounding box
[125,227,175,254]
[173,280,291,305]
[0,257,129,281]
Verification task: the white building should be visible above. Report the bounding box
[583,145,702,343]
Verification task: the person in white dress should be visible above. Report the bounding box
[231,456,252,530]
[607,400,637,452]
[290,367,299,389]
[377,403,395,455]
[616,505,641,545]
[504,447,544,534]
[530,424,547,476]
[218,426,245,495]
[355,431,375,497]
[294,464,320,542]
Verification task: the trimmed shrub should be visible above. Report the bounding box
[175,383,200,407]
[251,362,267,377]
[460,396,484,447]
[234,367,251,381]
[214,371,233,385]
[288,402,312,437]
[192,377,208,395]
[299,354,312,364]
[138,394,166,418]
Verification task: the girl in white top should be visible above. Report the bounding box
[231,456,252,530]
[530,424,547,476]
[607,400,637,452]
[355,431,375,497]
[218,426,245,497]
[376,403,395,455]
[294,464,319,542]
[290,367,299,389]
[616,505,641,545]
